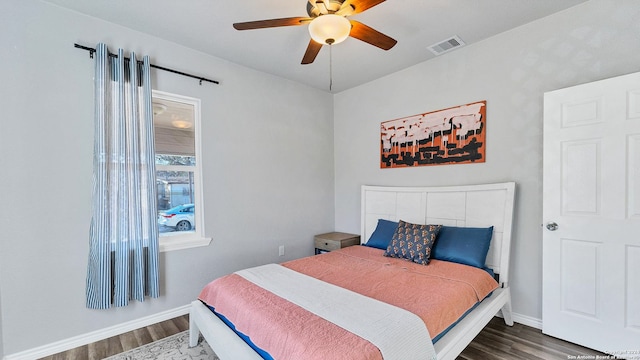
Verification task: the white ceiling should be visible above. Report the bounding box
[45,0,587,93]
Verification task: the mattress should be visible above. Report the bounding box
[198,245,499,359]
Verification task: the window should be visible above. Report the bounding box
[153,90,210,251]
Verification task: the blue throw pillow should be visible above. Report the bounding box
[432,226,494,268]
[365,219,399,250]
[384,220,442,265]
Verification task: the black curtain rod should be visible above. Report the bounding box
[74,43,219,85]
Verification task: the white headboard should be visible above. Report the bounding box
[361,182,515,287]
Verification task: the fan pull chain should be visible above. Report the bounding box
[329,44,333,92]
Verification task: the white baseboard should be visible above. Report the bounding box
[512,312,543,330]
[3,304,190,360]
[496,310,543,330]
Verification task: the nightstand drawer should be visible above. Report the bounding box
[314,232,360,253]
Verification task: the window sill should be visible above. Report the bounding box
[159,235,212,252]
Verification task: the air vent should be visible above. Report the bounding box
[427,35,465,56]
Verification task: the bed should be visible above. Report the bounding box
[189,182,516,360]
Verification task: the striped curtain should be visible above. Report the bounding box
[86,43,160,309]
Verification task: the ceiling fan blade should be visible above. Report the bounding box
[349,20,397,50]
[233,17,311,30]
[348,0,386,14]
[301,39,323,64]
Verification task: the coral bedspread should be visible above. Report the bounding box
[198,245,498,360]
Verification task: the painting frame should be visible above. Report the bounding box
[380,101,487,168]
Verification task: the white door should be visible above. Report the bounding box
[543,71,640,354]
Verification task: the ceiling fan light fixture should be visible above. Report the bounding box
[171,119,193,129]
[308,14,351,45]
[152,103,167,116]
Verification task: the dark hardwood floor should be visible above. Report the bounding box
[458,317,607,360]
[39,315,190,360]
[41,315,606,359]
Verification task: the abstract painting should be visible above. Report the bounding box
[380,101,486,168]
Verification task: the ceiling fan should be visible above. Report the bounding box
[233,0,397,65]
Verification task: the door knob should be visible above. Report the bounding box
[546,222,559,231]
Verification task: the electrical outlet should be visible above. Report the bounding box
[278,245,285,256]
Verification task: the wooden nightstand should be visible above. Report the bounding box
[314,232,361,254]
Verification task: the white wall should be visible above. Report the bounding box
[0,284,3,358]
[334,0,640,323]
[0,0,334,356]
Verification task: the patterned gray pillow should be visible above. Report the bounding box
[384,220,442,265]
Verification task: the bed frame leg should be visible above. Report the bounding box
[189,305,201,347]
[501,290,514,326]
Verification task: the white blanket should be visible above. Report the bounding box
[236,264,436,360]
